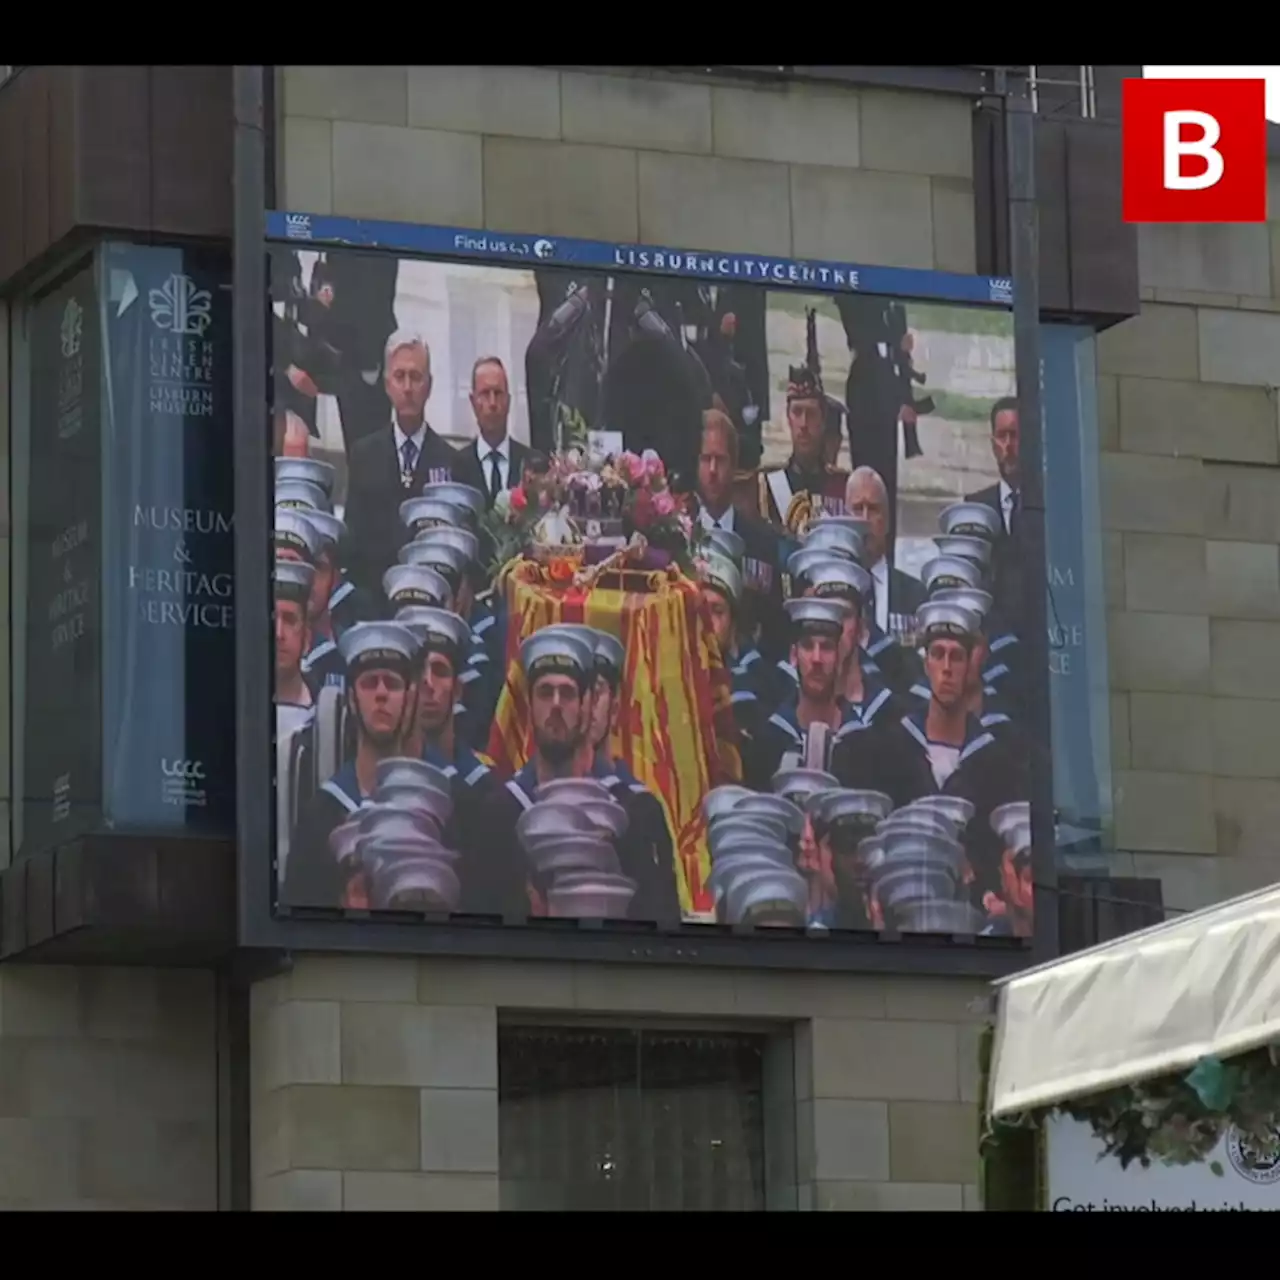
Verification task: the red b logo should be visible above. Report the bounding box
[1122,78,1267,224]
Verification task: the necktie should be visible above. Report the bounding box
[487,450,503,503]
[1007,490,1021,537]
[401,438,418,488]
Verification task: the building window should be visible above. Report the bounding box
[498,1025,777,1211]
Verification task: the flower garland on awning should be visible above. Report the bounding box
[980,1025,1280,1177]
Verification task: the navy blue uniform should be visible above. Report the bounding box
[499,756,681,924]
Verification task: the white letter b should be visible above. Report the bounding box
[1164,110,1225,190]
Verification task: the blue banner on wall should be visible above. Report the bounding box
[1041,324,1112,865]
[99,243,236,834]
[266,211,1015,308]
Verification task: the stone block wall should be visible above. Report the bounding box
[250,955,986,1212]
[278,65,977,273]
[0,965,219,1209]
[1099,172,1280,910]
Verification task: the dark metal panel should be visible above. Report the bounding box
[149,65,233,238]
[0,835,235,965]
[47,65,76,246]
[973,103,1009,279]
[19,67,51,267]
[1066,122,1138,318]
[0,68,23,282]
[1035,119,1071,314]
[73,65,151,231]
[1057,875,1165,954]
[0,860,26,956]
[1092,66,1140,122]
[231,65,272,952]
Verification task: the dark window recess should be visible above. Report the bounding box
[499,1026,768,1211]
[1057,875,1165,955]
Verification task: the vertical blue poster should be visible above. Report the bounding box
[19,264,104,858]
[100,244,236,835]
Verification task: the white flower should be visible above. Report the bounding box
[493,488,512,518]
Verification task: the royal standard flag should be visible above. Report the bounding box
[486,562,741,916]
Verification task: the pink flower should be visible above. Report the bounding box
[678,513,694,539]
[619,451,645,485]
[652,490,676,518]
[641,449,665,481]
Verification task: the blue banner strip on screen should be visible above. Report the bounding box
[266,211,1014,308]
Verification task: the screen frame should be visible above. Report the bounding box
[237,208,1051,979]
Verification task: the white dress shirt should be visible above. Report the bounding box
[392,419,427,470]
[999,478,1016,534]
[477,435,512,493]
[698,504,737,534]
[870,556,890,633]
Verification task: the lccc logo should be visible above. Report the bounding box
[162,759,206,782]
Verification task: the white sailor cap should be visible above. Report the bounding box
[916,600,982,644]
[397,539,469,591]
[783,596,852,636]
[419,482,486,525]
[921,555,985,594]
[801,521,866,563]
[302,509,345,554]
[807,557,872,606]
[938,501,1002,541]
[407,525,480,567]
[933,534,992,569]
[275,509,322,562]
[703,527,745,565]
[275,478,332,514]
[538,625,625,686]
[519,629,596,685]
[337,621,421,674]
[393,606,471,660]
[274,558,315,604]
[383,564,453,610]
[931,587,993,624]
[591,630,626,686]
[787,545,838,592]
[399,496,467,537]
[700,554,744,605]
[274,456,336,497]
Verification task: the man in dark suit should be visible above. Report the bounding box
[694,410,783,658]
[450,356,530,509]
[965,396,1025,635]
[845,465,925,634]
[344,331,459,600]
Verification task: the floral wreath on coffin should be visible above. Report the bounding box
[481,445,703,582]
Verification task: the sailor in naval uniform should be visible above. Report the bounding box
[806,558,899,735]
[494,630,682,924]
[400,524,506,750]
[275,455,336,514]
[907,583,1018,741]
[274,509,336,696]
[832,600,1028,908]
[936,501,1023,702]
[390,604,513,917]
[282,621,422,911]
[756,313,850,537]
[747,597,854,790]
[917,552,1020,713]
[274,558,319,884]
[696,553,768,776]
[297,509,371,695]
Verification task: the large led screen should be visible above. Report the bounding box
[268,219,1033,943]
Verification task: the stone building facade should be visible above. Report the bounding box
[0,64,1275,1210]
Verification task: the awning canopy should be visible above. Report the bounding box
[988,883,1280,1119]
